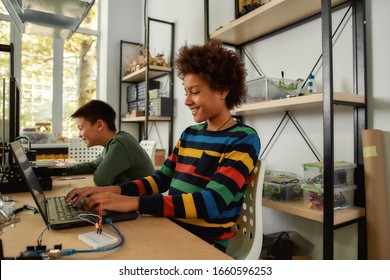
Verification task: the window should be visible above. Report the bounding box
[0,6,11,140]
[62,32,98,139]
[0,1,99,143]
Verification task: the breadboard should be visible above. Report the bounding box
[78,231,118,249]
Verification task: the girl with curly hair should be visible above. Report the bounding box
[66,39,260,252]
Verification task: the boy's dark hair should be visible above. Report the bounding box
[71,100,117,131]
[175,39,247,110]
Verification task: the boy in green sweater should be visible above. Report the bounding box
[67,100,155,186]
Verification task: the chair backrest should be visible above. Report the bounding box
[68,138,104,163]
[226,160,266,260]
[140,140,157,165]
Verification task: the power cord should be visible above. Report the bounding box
[15,218,125,259]
[15,196,125,259]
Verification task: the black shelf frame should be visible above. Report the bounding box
[205,0,367,260]
[119,18,175,155]
[145,17,175,154]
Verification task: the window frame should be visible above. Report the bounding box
[1,2,100,143]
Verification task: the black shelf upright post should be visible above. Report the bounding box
[144,17,151,141]
[352,0,368,259]
[321,0,335,260]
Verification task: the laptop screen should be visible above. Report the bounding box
[10,141,49,223]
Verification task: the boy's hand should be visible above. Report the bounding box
[65,185,121,206]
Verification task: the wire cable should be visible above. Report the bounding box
[36,213,99,246]
[32,198,125,258]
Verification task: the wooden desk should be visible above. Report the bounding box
[0,176,232,260]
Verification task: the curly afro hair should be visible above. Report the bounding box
[175,39,247,110]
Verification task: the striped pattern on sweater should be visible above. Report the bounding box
[120,122,260,248]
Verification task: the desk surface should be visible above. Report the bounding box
[1,176,232,260]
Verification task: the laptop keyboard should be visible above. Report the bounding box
[54,197,86,220]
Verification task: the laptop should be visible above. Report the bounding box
[10,140,139,230]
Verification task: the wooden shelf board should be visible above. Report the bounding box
[210,0,347,45]
[122,65,172,83]
[263,198,365,226]
[121,116,172,122]
[232,92,365,115]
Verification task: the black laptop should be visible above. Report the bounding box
[10,140,139,230]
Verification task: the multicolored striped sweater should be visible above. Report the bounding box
[119,121,260,250]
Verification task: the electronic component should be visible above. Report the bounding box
[78,231,118,249]
[16,244,62,260]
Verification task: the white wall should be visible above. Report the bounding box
[145,0,206,149]
[102,0,205,150]
[99,0,143,125]
[104,0,390,260]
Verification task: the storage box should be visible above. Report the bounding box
[149,89,169,99]
[263,170,303,202]
[302,184,357,210]
[148,97,173,117]
[137,100,146,111]
[137,80,160,100]
[246,76,303,103]
[127,101,138,113]
[129,110,144,117]
[127,84,137,102]
[303,161,356,187]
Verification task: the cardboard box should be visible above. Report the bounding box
[154,149,166,167]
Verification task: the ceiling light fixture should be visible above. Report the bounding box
[1,0,95,40]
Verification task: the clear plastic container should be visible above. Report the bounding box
[246,77,303,103]
[303,161,356,187]
[302,184,357,210]
[264,170,303,202]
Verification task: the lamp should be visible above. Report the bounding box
[1,0,95,40]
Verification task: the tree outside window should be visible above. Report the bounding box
[62,32,97,139]
[0,1,98,143]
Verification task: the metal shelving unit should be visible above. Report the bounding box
[119,18,175,154]
[205,0,367,259]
